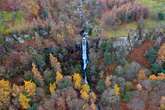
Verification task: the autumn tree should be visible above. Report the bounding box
[158,43,165,62]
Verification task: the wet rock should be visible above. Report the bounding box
[17,37,25,43]
[5,36,15,42]
[22,34,32,40]
[37,27,50,38]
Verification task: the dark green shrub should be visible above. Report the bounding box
[145,47,158,64]
[161,63,165,73]
[73,64,81,73]
[161,69,165,73]
[39,9,48,20]
[43,69,54,85]
[43,48,58,56]
[100,40,113,52]
[151,63,162,73]
[96,80,106,94]
[100,41,108,51]
[104,51,113,65]
[158,12,165,20]
[32,53,46,71]
[28,103,37,110]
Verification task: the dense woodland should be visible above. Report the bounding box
[0,0,165,110]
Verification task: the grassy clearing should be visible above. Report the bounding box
[105,22,137,37]
[138,0,165,13]
[105,19,165,38]
[104,0,165,37]
[0,11,25,35]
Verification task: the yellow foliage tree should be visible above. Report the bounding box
[81,84,90,93]
[0,79,11,107]
[74,81,82,90]
[32,63,44,86]
[49,82,56,95]
[80,84,90,101]
[72,73,82,89]
[24,80,36,96]
[56,71,63,82]
[19,93,30,109]
[80,90,89,101]
[114,84,120,96]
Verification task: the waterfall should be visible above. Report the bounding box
[78,0,90,83]
[81,32,89,83]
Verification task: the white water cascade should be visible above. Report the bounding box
[78,0,90,83]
